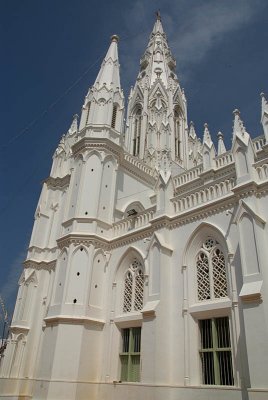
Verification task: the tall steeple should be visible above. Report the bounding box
[125,13,188,172]
[79,35,124,135]
[93,35,121,90]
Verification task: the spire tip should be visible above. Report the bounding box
[233,108,240,116]
[156,10,161,21]
[111,34,119,43]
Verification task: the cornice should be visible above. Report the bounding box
[71,137,157,187]
[54,179,267,251]
[44,174,71,189]
[44,315,105,326]
[72,137,122,159]
[10,325,30,333]
[23,260,56,271]
[232,180,268,199]
[57,234,110,251]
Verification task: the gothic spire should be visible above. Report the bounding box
[93,35,121,90]
[189,121,197,139]
[125,14,188,171]
[67,114,78,137]
[203,123,213,147]
[260,92,268,141]
[139,13,178,89]
[79,35,124,133]
[153,11,164,34]
[233,109,246,137]
[217,132,226,155]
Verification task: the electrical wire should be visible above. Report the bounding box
[1,53,105,150]
[0,24,151,215]
[1,25,150,151]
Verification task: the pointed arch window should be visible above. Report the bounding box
[174,106,182,160]
[123,259,144,312]
[111,104,117,129]
[196,237,228,301]
[133,108,142,156]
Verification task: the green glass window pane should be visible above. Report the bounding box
[120,355,128,381]
[130,355,140,382]
[133,327,141,352]
[122,328,130,352]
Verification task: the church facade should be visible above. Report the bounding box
[1,16,268,400]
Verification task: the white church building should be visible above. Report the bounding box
[1,15,268,400]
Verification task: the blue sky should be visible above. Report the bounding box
[0,0,268,323]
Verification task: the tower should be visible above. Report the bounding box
[1,14,268,400]
[125,14,188,172]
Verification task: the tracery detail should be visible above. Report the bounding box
[133,108,142,156]
[123,259,144,312]
[196,238,228,301]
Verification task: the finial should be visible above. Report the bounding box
[189,121,196,139]
[217,131,226,155]
[203,123,212,146]
[111,34,119,43]
[156,10,161,21]
[233,108,246,137]
[233,108,240,116]
[260,92,268,112]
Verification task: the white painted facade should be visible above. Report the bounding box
[1,16,268,400]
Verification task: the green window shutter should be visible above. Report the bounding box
[120,327,141,382]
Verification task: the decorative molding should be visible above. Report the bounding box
[23,260,56,271]
[239,281,263,304]
[9,325,30,333]
[45,174,71,189]
[44,315,105,326]
[233,199,266,226]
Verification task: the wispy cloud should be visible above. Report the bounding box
[120,0,265,87]
[168,0,265,77]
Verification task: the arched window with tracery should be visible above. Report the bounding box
[196,237,228,301]
[174,106,182,160]
[123,259,144,312]
[133,108,142,156]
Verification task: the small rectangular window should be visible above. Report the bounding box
[120,327,141,382]
[199,317,234,386]
[111,105,117,129]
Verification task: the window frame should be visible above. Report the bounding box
[119,327,142,382]
[123,259,144,313]
[196,237,228,302]
[199,316,234,386]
